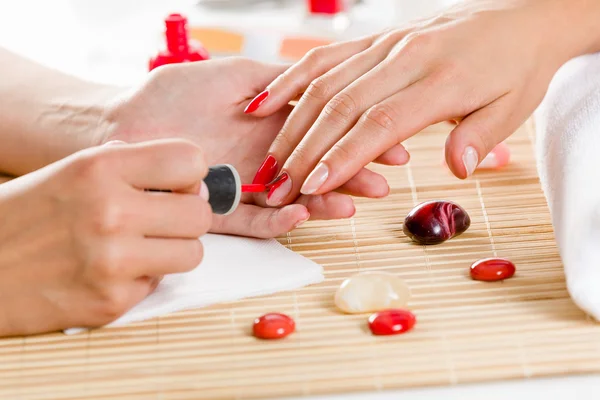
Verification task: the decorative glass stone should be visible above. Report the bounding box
[334,272,411,314]
[470,258,516,281]
[252,313,295,339]
[368,309,416,336]
[403,200,471,245]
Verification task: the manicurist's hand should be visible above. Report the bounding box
[102,58,356,238]
[0,139,211,336]
[244,0,600,205]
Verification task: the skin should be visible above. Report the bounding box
[0,139,212,336]
[101,58,356,237]
[246,0,600,206]
[0,52,354,336]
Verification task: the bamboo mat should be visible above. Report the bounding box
[2,120,600,400]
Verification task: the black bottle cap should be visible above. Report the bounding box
[203,164,241,215]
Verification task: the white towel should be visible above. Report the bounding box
[65,234,324,334]
[535,52,600,320]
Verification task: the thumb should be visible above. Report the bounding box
[445,94,523,179]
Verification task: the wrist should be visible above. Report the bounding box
[537,0,600,65]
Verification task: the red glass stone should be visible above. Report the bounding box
[403,200,470,245]
[470,258,516,281]
[368,309,416,336]
[253,313,295,340]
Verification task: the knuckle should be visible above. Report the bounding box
[88,241,123,280]
[271,127,295,153]
[90,197,126,236]
[324,92,357,121]
[469,121,495,154]
[328,143,354,165]
[432,59,462,84]
[306,77,333,101]
[362,103,398,134]
[303,47,323,64]
[302,46,329,75]
[401,32,435,56]
[73,150,112,182]
[376,29,408,47]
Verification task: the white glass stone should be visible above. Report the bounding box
[334,272,411,314]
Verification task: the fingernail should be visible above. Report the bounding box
[244,90,269,114]
[294,214,310,229]
[103,140,126,146]
[252,155,278,184]
[200,181,210,201]
[266,173,291,206]
[462,146,478,177]
[301,163,329,195]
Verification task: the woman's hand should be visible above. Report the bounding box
[244,0,600,206]
[102,58,356,238]
[0,139,211,336]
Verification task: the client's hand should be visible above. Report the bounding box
[0,139,211,336]
[102,58,355,238]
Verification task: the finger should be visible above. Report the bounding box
[266,30,411,169]
[373,143,410,165]
[245,34,377,116]
[295,192,356,220]
[210,203,310,239]
[301,75,460,195]
[137,191,212,238]
[267,39,429,205]
[224,58,291,100]
[444,93,522,179]
[442,141,511,171]
[111,139,207,191]
[109,237,204,277]
[336,168,390,198]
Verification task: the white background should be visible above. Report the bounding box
[0,0,598,398]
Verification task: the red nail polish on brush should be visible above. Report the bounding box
[267,173,290,200]
[252,155,278,185]
[244,90,269,114]
[148,13,210,71]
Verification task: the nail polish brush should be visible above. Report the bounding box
[202,165,277,216]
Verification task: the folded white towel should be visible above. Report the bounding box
[535,52,600,319]
[65,234,324,334]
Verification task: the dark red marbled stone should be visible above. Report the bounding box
[403,200,470,245]
[470,258,516,281]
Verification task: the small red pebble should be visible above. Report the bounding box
[253,313,295,340]
[368,309,416,336]
[470,257,516,281]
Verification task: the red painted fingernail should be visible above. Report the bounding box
[244,90,269,114]
[267,173,290,206]
[252,155,278,184]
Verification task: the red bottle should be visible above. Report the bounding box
[307,0,347,14]
[148,13,210,71]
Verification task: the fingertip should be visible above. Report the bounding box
[374,144,410,166]
[444,130,469,180]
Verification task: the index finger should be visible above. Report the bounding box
[244,35,377,117]
[112,139,208,192]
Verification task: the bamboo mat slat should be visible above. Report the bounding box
[2,120,599,400]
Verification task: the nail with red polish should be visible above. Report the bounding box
[252,154,278,184]
[267,173,291,206]
[244,90,269,114]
